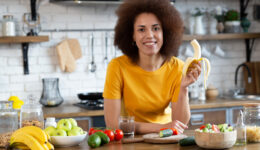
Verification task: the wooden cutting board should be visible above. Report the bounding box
[143,133,187,144]
[244,62,260,94]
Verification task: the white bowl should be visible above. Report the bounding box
[50,132,88,147]
[194,130,237,149]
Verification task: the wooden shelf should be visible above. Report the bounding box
[183,33,260,41]
[0,36,49,43]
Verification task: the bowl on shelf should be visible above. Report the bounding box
[194,130,237,149]
[50,132,88,147]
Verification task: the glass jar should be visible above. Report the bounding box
[243,103,260,143]
[20,95,44,129]
[2,15,16,36]
[40,78,64,107]
[0,101,18,133]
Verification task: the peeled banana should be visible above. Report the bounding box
[9,126,54,150]
[182,39,211,88]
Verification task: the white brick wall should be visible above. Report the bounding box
[0,0,259,102]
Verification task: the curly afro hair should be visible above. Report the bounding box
[114,0,183,63]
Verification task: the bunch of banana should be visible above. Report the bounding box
[9,126,54,150]
[182,39,211,88]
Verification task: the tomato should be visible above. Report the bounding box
[114,129,124,141]
[104,129,115,141]
[88,128,95,135]
[200,125,206,130]
[160,128,169,131]
[212,124,219,132]
[170,128,178,135]
[92,130,104,135]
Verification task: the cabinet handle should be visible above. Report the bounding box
[190,114,204,126]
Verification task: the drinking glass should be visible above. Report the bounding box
[119,116,135,138]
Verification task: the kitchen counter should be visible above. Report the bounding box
[56,130,260,150]
[43,99,259,118]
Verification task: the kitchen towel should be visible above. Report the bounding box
[56,39,82,72]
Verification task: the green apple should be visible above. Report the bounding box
[68,118,78,127]
[52,128,67,136]
[57,119,72,131]
[44,126,56,136]
[67,126,83,136]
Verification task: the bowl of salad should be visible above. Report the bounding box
[194,123,237,149]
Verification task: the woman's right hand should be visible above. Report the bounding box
[166,120,188,134]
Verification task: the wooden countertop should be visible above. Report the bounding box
[56,142,260,150]
[56,130,260,150]
[43,99,260,118]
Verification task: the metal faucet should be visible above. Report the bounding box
[234,63,252,94]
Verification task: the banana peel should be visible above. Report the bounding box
[182,39,211,89]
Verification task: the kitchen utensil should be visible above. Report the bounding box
[103,32,109,66]
[194,130,237,149]
[77,92,103,101]
[88,33,96,72]
[143,133,187,144]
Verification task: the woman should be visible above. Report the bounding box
[103,0,201,134]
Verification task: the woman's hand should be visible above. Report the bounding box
[166,120,188,134]
[181,62,201,88]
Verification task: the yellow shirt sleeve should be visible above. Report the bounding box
[103,59,123,99]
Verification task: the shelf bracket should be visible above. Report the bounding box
[240,0,250,20]
[22,43,30,75]
[245,38,255,62]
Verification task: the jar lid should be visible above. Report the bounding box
[243,103,260,108]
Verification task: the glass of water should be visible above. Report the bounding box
[119,116,135,138]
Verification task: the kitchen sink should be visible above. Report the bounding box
[232,94,260,101]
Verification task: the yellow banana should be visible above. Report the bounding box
[9,133,45,150]
[42,143,49,150]
[44,131,51,142]
[182,39,211,89]
[46,142,55,150]
[10,142,30,150]
[10,126,48,144]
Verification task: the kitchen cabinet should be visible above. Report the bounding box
[189,106,243,129]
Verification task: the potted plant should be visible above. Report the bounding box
[191,7,206,35]
[224,10,241,33]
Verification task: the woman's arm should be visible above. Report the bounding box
[104,99,121,129]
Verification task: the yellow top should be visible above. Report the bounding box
[103,55,184,124]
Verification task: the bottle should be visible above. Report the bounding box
[198,84,206,101]
[20,94,44,129]
[2,15,16,36]
[235,110,246,145]
[45,117,57,128]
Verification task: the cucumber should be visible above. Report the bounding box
[159,129,173,138]
[179,136,196,146]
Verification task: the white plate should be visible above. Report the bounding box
[50,132,88,147]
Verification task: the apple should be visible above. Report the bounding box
[44,126,56,136]
[52,128,67,136]
[67,126,83,136]
[68,118,78,127]
[57,119,72,131]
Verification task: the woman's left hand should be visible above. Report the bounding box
[181,62,201,88]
